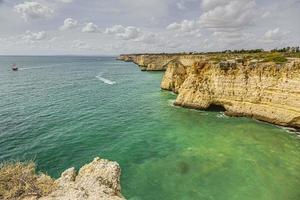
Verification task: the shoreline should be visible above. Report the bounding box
[118,53,300,131]
[165,88,300,136]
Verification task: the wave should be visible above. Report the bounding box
[278,126,300,135]
[168,99,176,107]
[96,74,116,85]
[216,112,229,119]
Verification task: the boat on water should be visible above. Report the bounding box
[11,64,18,71]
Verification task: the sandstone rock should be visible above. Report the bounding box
[160,60,188,93]
[40,157,125,200]
[120,54,300,128]
[118,54,205,71]
[165,60,300,128]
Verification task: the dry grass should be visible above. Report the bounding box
[0,161,57,200]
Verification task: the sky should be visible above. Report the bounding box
[0,0,299,55]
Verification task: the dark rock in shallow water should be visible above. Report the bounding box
[177,161,190,175]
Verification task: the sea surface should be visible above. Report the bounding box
[0,56,299,200]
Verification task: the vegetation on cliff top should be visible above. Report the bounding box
[121,47,300,65]
[0,161,56,200]
[121,46,300,56]
[210,52,290,64]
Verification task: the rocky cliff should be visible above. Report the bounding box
[120,54,300,128]
[162,59,300,128]
[118,54,205,71]
[38,157,124,200]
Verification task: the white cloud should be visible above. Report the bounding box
[167,20,198,32]
[263,28,290,43]
[167,20,202,37]
[60,18,78,30]
[104,25,163,45]
[199,0,256,31]
[167,0,258,46]
[14,1,54,21]
[71,40,92,50]
[212,31,253,47]
[56,0,73,3]
[0,30,48,45]
[134,33,160,44]
[105,25,142,40]
[22,31,47,41]
[82,22,100,33]
[1,0,299,54]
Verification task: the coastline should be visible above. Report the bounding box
[118,53,300,131]
[1,55,300,200]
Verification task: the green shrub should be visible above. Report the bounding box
[262,53,287,63]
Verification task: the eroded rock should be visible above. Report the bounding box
[40,157,125,200]
[163,60,300,128]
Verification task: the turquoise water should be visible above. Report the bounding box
[0,56,299,200]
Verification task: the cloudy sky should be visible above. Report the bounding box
[0,0,299,55]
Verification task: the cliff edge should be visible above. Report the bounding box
[40,157,124,200]
[119,54,300,129]
[118,54,205,71]
[162,59,300,128]
[0,157,125,200]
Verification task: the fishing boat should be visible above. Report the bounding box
[11,64,18,71]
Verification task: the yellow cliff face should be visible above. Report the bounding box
[161,59,300,128]
[118,54,300,128]
[118,54,205,71]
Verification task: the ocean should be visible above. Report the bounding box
[0,56,299,200]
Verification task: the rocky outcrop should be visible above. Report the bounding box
[40,157,124,200]
[161,59,300,128]
[118,54,205,71]
[120,53,300,128]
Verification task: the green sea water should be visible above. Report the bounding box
[0,56,299,200]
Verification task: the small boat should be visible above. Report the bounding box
[11,64,18,71]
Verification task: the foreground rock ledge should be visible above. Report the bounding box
[39,157,124,200]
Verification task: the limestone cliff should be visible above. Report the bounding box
[39,157,124,200]
[161,59,300,128]
[119,54,300,128]
[118,54,205,71]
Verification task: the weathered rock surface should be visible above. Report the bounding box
[119,54,300,128]
[40,157,125,200]
[163,60,300,128]
[118,54,205,71]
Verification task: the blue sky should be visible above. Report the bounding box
[0,0,299,55]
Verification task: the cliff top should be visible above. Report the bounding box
[119,51,300,65]
[0,157,124,200]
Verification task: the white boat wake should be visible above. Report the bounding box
[18,63,64,71]
[96,74,116,85]
[19,66,45,71]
